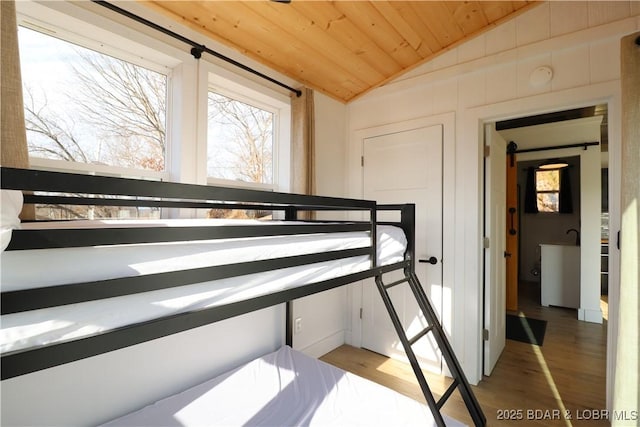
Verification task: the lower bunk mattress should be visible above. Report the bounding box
[101,345,465,427]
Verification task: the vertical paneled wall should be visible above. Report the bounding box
[349,2,639,130]
[343,1,640,384]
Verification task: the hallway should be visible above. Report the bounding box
[485,280,608,425]
[321,281,608,426]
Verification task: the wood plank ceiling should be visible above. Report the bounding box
[140,1,538,103]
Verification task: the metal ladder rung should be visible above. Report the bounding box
[383,277,410,290]
[375,271,486,426]
[437,379,459,409]
[408,325,434,346]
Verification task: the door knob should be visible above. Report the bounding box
[419,256,438,265]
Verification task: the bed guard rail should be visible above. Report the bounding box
[0,167,414,379]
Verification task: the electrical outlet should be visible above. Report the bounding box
[294,317,302,333]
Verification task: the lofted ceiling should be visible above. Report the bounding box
[139,1,539,103]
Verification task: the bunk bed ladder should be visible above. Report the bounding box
[374,270,486,427]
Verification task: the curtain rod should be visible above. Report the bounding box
[91,0,302,97]
[509,141,599,154]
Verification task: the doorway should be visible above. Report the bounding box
[483,105,608,378]
[497,106,606,324]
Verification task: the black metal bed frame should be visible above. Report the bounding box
[0,166,485,426]
[0,167,387,377]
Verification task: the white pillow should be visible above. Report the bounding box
[1,190,23,251]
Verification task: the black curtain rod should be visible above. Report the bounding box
[91,0,302,97]
[510,141,599,154]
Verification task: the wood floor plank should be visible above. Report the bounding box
[320,281,608,426]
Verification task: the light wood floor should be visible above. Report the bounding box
[320,282,608,426]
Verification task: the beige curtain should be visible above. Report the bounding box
[1,0,29,169]
[290,87,315,196]
[1,0,33,219]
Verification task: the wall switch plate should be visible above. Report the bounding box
[294,317,302,333]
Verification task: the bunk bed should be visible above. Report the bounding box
[0,166,485,426]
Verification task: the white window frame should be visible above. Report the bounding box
[16,0,184,182]
[201,62,291,193]
[15,0,292,194]
[535,168,561,213]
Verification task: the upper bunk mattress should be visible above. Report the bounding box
[101,345,466,427]
[1,219,406,354]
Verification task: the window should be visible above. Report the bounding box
[207,91,274,187]
[18,26,168,174]
[206,90,277,219]
[536,169,560,212]
[203,64,291,219]
[15,3,291,221]
[17,19,172,220]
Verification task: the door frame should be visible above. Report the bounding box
[465,81,619,400]
[346,112,456,350]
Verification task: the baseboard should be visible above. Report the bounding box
[578,307,604,324]
[296,330,345,358]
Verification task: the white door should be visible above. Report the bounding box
[483,123,507,375]
[361,125,443,373]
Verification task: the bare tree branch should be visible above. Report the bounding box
[208,92,273,184]
[24,87,89,163]
[70,51,166,170]
[23,47,166,172]
[22,37,168,219]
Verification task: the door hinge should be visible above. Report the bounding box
[359,307,363,319]
[361,156,364,167]
[483,329,489,341]
[484,145,490,158]
[483,237,490,248]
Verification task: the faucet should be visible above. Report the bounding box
[566,228,580,246]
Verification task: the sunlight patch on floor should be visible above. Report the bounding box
[530,344,573,426]
[600,295,608,321]
[518,311,573,426]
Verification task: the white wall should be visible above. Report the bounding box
[289,92,349,358]
[579,145,604,323]
[344,2,639,397]
[314,92,348,199]
[1,308,285,426]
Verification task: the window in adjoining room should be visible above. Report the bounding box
[18,25,168,175]
[536,169,560,213]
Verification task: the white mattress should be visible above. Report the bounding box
[1,220,407,354]
[101,346,465,427]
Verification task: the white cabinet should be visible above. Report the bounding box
[540,244,581,309]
